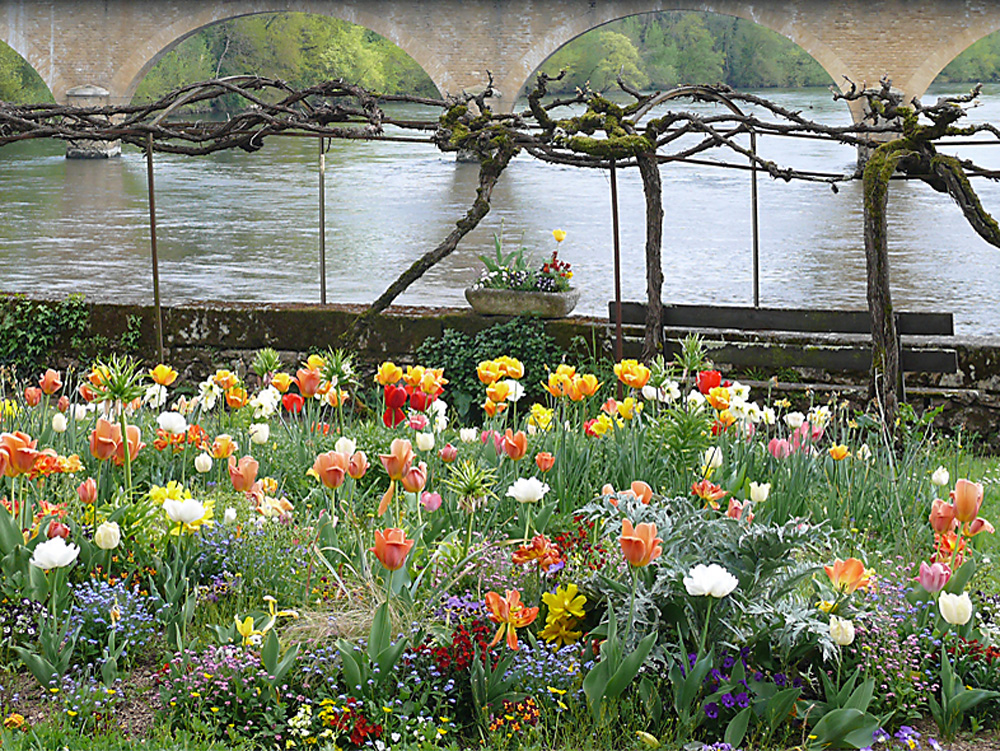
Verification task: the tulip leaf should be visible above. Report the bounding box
[844,678,875,713]
[810,707,879,750]
[368,602,392,663]
[0,508,22,555]
[945,560,976,593]
[724,706,752,749]
[337,639,363,694]
[763,687,801,733]
[605,632,656,699]
[261,630,279,675]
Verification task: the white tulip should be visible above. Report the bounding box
[163,497,207,525]
[30,537,80,569]
[829,615,855,646]
[429,399,448,432]
[157,411,188,435]
[683,563,738,598]
[415,432,435,452]
[505,477,550,503]
[784,411,805,429]
[51,413,68,433]
[94,521,121,550]
[931,466,950,487]
[502,379,525,402]
[249,423,271,445]
[749,482,771,504]
[223,507,238,525]
[703,447,723,470]
[73,404,89,422]
[194,452,213,473]
[459,427,478,444]
[938,591,973,626]
[334,436,356,455]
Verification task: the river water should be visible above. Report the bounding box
[2,84,1000,335]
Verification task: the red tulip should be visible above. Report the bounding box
[47,520,70,540]
[371,528,415,571]
[282,393,304,414]
[696,370,722,395]
[228,455,260,493]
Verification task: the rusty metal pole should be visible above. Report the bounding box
[610,158,624,399]
[319,136,327,305]
[750,129,760,308]
[145,133,165,363]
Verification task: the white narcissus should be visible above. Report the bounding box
[938,591,973,626]
[30,536,80,569]
[505,477,550,504]
[683,564,738,598]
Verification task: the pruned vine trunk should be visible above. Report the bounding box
[342,144,517,345]
[637,151,664,360]
[862,143,905,433]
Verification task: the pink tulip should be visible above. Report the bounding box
[438,443,458,463]
[77,477,97,505]
[917,561,950,593]
[767,438,791,459]
[420,491,443,512]
[727,498,754,523]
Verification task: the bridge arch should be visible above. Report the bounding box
[913,22,1000,99]
[0,28,58,101]
[113,3,445,105]
[498,2,855,115]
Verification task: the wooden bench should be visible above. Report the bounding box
[608,302,958,375]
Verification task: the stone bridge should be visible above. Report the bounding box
[3,0,1000,119]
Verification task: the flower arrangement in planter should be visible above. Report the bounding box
[465,228,580,317]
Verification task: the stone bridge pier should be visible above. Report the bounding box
[3,0,1000,155]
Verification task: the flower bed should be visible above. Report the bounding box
[0,341,997,751]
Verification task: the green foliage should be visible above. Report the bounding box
[415,317,566,421]
[0,294,89,372]
[133,13,438,110]
[0,41,53,103]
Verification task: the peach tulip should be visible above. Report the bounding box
[951,479,984,523]
[379,438,414,481]
[501,429,528,461]
[400,461,428,494]
[114,425,145,465]
[296,368,322,399]
[210,434,237,460]
[727,498,754,522]
[90,418,120,462]
[77,477,97,505]
[38,369,62,396]
[312,451,349,489]
[347,450,369,480]
[23,387,41,407]
[371,528,415,571]
[439,444,458,464]
[629,480,653,505]
[929,498,958,534]
[228,455,260,493]
[0,431,38,477]
[620,519,663,567]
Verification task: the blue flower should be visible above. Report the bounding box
[704,702,719,719]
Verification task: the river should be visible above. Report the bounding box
[2,84,1000,335]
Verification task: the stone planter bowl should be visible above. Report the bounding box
[464,287,581,318]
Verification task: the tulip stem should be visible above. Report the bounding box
[700,598,714,657]
[626,568,637,641]
[118,409,133,501]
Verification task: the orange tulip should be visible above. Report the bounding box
[951,479,984,523]
[296,368,322,399]
[828,444,850,461]
[88,365,110,388]
[692,479,728,510]
[375,361,403,386]
[150,364,178,386]
[613,359,651,390]
[706,386,730,411]
[38,369,62,396]
[210,434,237,460]
[620,519,662,567]
[379,438,414,481]
[56,396,69,413]
[577,373,601,397]
[113,425,145,466]
[89,419,120,462]
[23,387,41,407]
[482,399,507,418]
[485,589,539,651]
[535,451,555,473]
[400,461,428,493]
[270,373,294,393]
[929,498,957,534]
[225,386,249,410]
[78,383,97,403]
[213,370,239,391]
[228,455,260,493]
[824,557,870,594]
[629,480,653,505]
[312,451,349,489]
[348,450,369,480]
[371,528,415,571]
[501,430,528,461]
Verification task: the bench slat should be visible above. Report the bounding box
[609,302,953,335]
